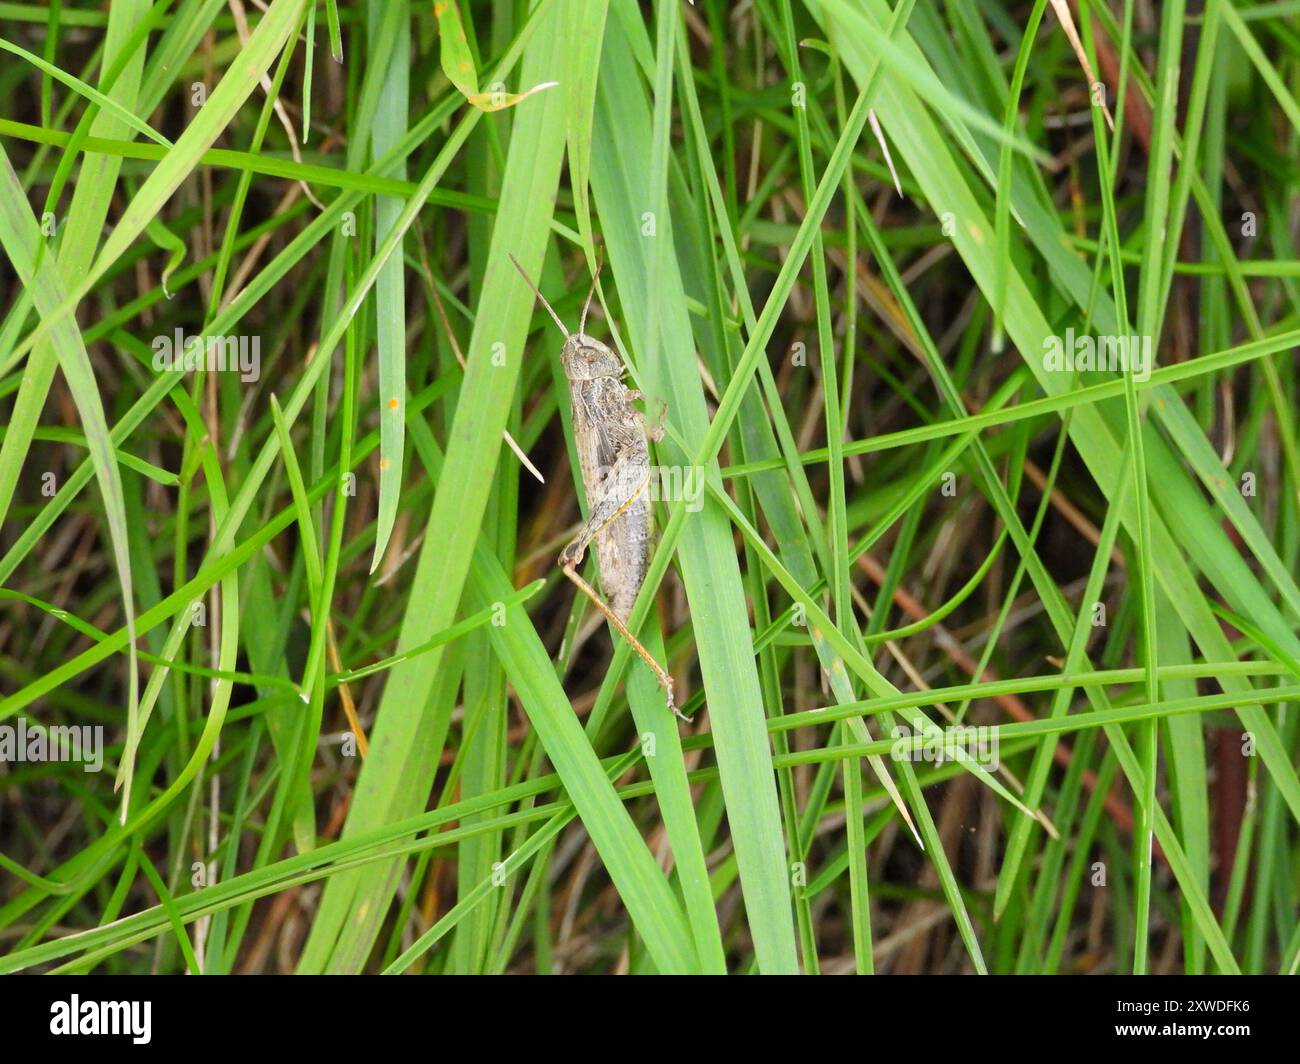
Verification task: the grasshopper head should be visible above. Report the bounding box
[561,334,623,380]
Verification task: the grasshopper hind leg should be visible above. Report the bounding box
[560,562,689,722]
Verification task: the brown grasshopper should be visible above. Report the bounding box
[508,254,683,719]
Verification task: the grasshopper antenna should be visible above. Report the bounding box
[507,253,569,339]
[579,254,604,338]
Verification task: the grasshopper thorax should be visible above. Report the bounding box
[561,334,623,381]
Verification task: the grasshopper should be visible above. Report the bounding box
[509,254,683,719]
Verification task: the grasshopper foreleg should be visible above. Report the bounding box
[618,391,667,444]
